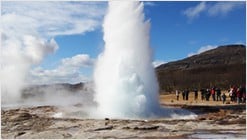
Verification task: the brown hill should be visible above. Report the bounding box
[156,44,246,92]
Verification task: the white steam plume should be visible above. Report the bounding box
[1,35,58,104]
[1,1,105,105]
[93,1,160,118]
[93,1,197,119]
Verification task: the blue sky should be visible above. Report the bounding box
[1,1,246,84]
[146,1,245,61]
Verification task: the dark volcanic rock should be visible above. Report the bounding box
[133,125,159,130]
[156,44,246,91]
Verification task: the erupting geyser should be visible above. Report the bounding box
[94,1,160,118]
[94,1,196,119]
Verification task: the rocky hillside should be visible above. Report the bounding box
[156,44,246,92]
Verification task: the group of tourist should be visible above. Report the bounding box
[175,85,246,104]
[228,85,246,104]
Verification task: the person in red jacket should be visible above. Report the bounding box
[211,87,216,101]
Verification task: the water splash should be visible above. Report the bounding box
[93,1,196,119]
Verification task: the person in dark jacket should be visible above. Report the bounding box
[185,89,189,100]
[206,88,210,101]
[194,88,198,100]
[236,88,242,104]
[222,93,226,104]
[200,88,205,101]
[182,90,185,100]
[175,90,180,101]
[241,85,246,103]
[216,88,221,101]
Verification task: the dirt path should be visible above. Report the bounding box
[159,92,244,106]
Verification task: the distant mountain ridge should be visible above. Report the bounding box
[21,82,87,98]
[156,44,246,92]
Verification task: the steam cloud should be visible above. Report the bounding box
[93,1,160,118]
[93,1,196,119]
[1,1,104,105]
[1,34,58,104]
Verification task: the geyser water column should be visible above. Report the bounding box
[94,1,160,118]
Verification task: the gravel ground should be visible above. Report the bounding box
[1,104,246,139]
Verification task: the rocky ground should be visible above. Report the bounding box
[1,101,246,139]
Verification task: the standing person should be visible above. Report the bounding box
[175,90,180,101]
[242,85,246,103]
[182,90,185,100]
[243,93,246,103]
[222,93,226,104]
[206,88,210,101]
[232,86,237,102]
[194,88,198,100]
[229,88,233,102]
[211,87,216,101]
[200,88,205,101]
[236,88,242,104]
[216,88,221,101]
[185,89,189,100]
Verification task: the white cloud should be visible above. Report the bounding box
[152,60,167,68]
[183,2,207,20]
[188,45,217,57]
[2,1,106,38]
[208,2,243,17]
[61,54,94,68]
[183,2,244,21]
[1,2,105,102]
[24,36,58,64]
[29,54,95,84]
